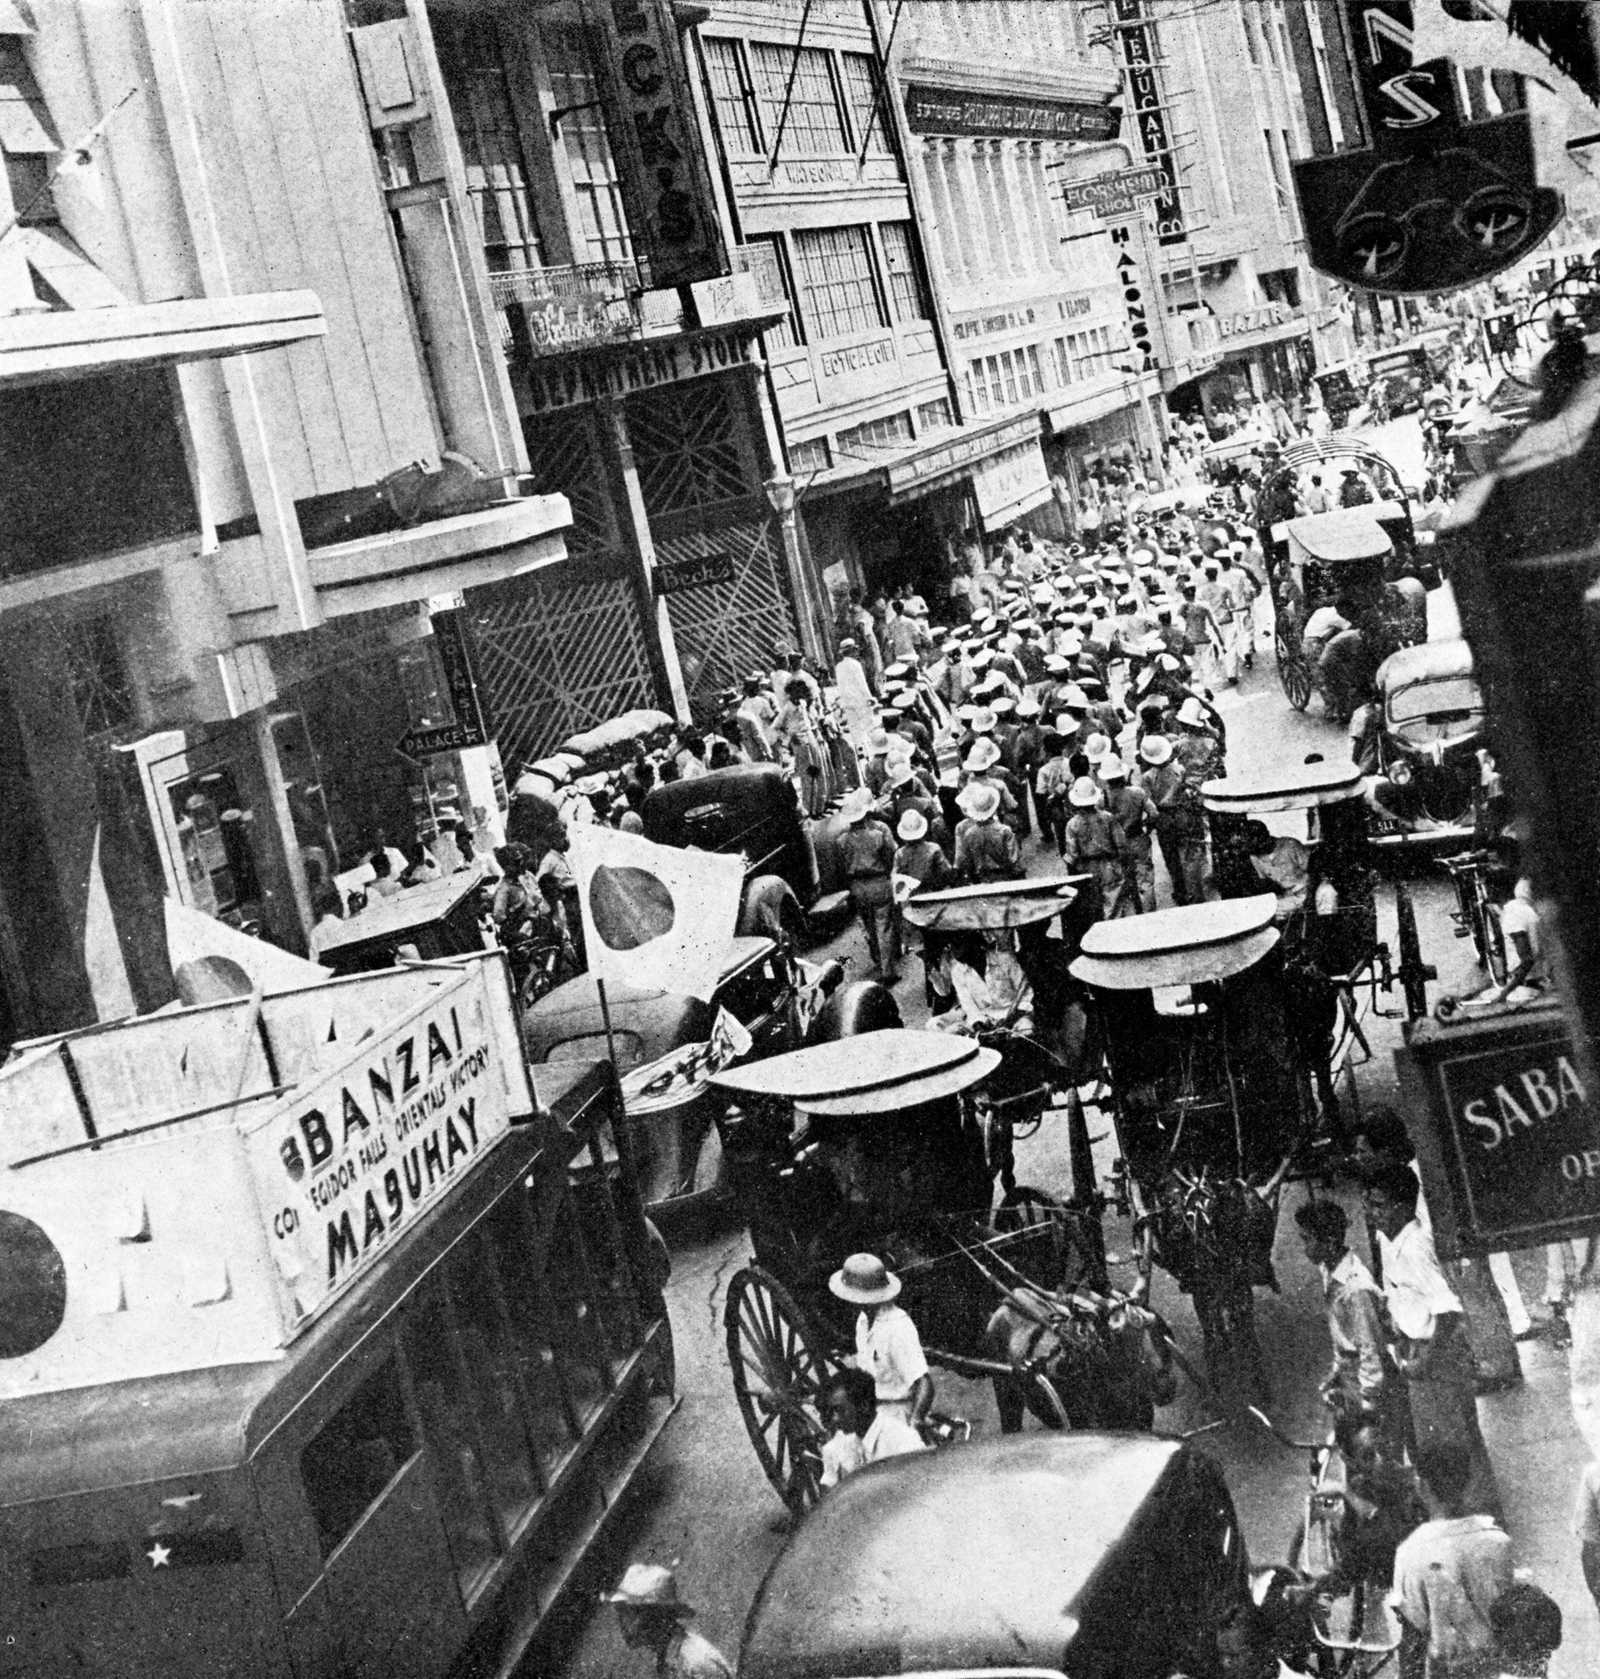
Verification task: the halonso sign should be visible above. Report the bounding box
[587,0,725,287]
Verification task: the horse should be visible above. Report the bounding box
[984,1281,1179,1434]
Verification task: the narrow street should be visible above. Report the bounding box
[557,414,1600,1679]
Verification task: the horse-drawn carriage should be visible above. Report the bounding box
[711,1026,1135,1510]
[1257,440,1433,717]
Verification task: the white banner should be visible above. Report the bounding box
[243,967,514,1327]
[569,825,744,1002]
[619,1007,753,1115]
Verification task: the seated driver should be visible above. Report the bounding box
[818,1366,926,1489]
[1244,819,1311,924]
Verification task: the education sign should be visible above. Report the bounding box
[1396,1001,1600,1255]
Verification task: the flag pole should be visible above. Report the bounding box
[595,973,646,1207]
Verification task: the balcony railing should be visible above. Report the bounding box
[490,256,652,356]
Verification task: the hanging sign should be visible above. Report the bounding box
[1292,0,1562,295]
[1109,0,1185,245]
[1059,163,1168,220]
[1397,1002,1600,1255]
[585,0,725,286]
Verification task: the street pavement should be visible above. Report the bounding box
[553,415,1599,1679]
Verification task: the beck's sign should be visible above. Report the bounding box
[1397,1002,1600,1254]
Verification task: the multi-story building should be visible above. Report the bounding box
[886,1,1160,512]
[1100,0,1355,429]
[0,0,574,1036]
[423,0,815,751]
[686,1,1146,614]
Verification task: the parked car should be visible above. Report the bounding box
[740,1433,1249,1679]
[522,935,844,1221]
[1366,637,1485,842]
[643,763,852,940]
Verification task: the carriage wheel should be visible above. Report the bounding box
[1394,884,1431,1022]
[1276,632,1313,711]
[724,1266,834,1513]
[1480,904,1508,987]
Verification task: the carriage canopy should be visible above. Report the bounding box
[1284,508,1395,564]
[1200,761,1366,815]
[709,1028,1001,1116]
[1068,895,1280,991]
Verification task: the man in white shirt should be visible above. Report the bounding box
[818,1366,926,1489]
[1392,1441,1513,1679]
[1364,1162,1501,1520]
[829,1252,934,1428]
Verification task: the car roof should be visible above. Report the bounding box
[739,1434,1186,1679]
[1376,638,1477,690]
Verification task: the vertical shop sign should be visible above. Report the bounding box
[1108,218,1167,372]
[585,0,727,286]
[1109,0,1184,246]
[431,608,492,741]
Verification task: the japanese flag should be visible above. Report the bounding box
[568,826,745,1002]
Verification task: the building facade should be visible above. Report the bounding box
[0,0,575,1039]
[887,1,1162,525]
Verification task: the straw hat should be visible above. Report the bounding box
[964,737,1001,773]
[1015,695,1041,718]
[887,756,917,788]
[1068,776,1102,808]
[1084,732,1112,763]
[957,781,1002,821]
[868,729,892,754]
[1177,697,1210,729]
[604,1563,694,1617]
[990,695,1016,716]
[840,787,875,824]
[970,706,998,734]
[896,808,928,842]
[1099,754,1129,781]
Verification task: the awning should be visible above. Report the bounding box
[1045,373,1153,434]
[972,436,1053,526]
[801,413,1042,505]
[0,277,326,388]
[306,494,571,618]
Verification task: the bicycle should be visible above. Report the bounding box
[1438,851,1507,984]
[1243,1408,1405,1678]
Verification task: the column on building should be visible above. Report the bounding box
[974,140,1016,282]
[1019,142,1056,277]
[951,140,995,286]
[917,137,965,287]
[996,141,1037,276]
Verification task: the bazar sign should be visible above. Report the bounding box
[1216,303,1301,341]
[1398,1004,1600,1253]
[1058,164,1168,220]
[902,82,1120,143]
[246,983,513,1324]
[523,329,756,413]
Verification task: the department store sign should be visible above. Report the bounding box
[902,82,1120,143]
[1398,1004,1600,1254]
[522,328,756,413]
